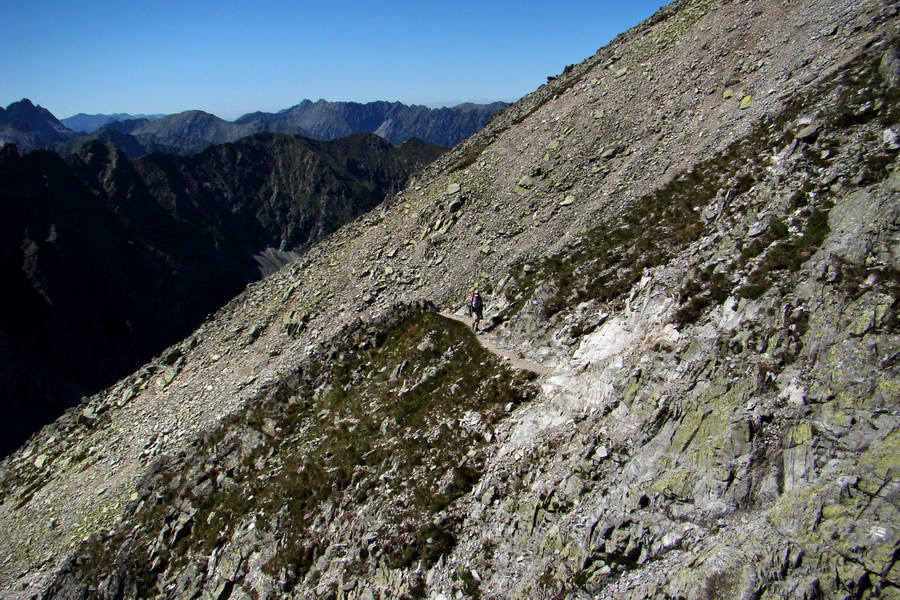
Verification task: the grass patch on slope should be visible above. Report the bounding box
[49,304,537,596]
[504,38,900,327]
[505,138,765,321]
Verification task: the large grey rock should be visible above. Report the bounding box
[879,46,900,88]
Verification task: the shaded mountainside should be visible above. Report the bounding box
[1,0,899,599]
[1,100,509,158]
[0,132,444,459]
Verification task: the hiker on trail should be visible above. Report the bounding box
[470,290,484,332]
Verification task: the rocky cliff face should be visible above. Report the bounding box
[0,0,898,598]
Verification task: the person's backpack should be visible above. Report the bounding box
[472,295,483,310]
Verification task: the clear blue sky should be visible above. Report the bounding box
[1,0,671,120]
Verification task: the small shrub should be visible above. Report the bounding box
[737,283,768,300]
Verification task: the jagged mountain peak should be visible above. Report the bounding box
[0,98,74,137]
[1,0,898,598]
[2,98,54,119]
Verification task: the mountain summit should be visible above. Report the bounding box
[0,99,79,149]
[1,0,898,598]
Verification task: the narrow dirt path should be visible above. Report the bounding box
[439,312,554,375]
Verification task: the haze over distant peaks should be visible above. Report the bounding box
[61,112,166,134]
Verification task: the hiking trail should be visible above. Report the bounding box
[439,312,554,375]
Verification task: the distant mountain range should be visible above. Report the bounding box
[61,112,167,133]
[0,98,509,157]
[235,99,511,148]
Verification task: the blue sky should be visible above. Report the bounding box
[1,0,671,120]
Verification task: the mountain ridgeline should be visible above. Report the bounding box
[0,132,444,458]
[60,112,167,134]
[1,0,899,598]
[0,99,509,158]
[234,100,512,149]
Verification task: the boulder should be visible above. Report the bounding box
[879,47,900,88]
[795,122,820,142]
[882,127,899,152]
[514,174,537,195]
[80,408,99,428]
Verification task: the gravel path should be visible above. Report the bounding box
[439,312,554,375]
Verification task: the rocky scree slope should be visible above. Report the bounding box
[1,0,899,598]
[0,132,442,459]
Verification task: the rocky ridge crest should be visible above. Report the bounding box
[0,0,898,598]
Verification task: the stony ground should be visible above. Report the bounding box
[0,0,898,598]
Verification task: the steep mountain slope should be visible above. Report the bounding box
[0,132,443,459]
[1,0,898,598]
